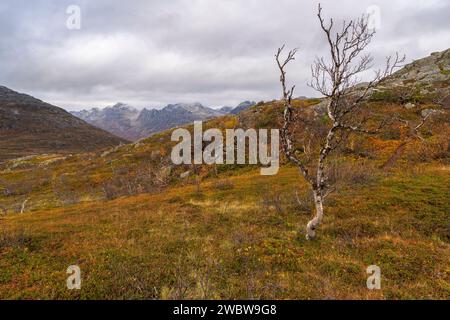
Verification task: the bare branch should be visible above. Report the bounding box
[276,4,409,240]
[276,46,314,184]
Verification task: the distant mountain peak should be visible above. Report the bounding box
[72,102,226,141]
[219,106,234,113]
[71,99,259,141]
[165,102,206,112]
[229,101,256,115]
[110,102,136,111]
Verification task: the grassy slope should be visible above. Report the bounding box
[0,164,448,299]
[0,96,448,299]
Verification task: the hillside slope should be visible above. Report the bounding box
[0,90,447,299]
[0,49,448,299]
[0,163,448,299]
[0,86,128,161]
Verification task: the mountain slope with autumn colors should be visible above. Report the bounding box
[0,86,128,162]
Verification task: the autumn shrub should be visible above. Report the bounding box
[370,90,395,102]
[102,179,124,200]
[212,179,234,191]
[292,189,314,212]
[342,137,376,159]
[52,173,80,205]
[260,190,284,214]
[0,228,32,250]
[101,176,137,200]
[370,85,431,104]
[327,159,378,187]
[406,136,449,163]
[260,188,313,215]
[160,249,223,300]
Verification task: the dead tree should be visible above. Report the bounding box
[276,4,404,240]
[20,198,29,214]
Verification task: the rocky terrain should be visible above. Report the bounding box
[71,103,140,141]
[385,49,450,88]
[373,48,450,106]
[72,101,256,140]
[0,86,127,162]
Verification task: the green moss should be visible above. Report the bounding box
[438,63,450,75]
[370,90,394,102]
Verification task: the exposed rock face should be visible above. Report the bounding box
[376,48,450,100]
[72,102,225,140]
[72,101,256,140]
[0,86,127,162]
[72,103,140,141]
[136,103,224,138]
[386,49,450,87]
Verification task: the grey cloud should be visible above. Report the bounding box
[0,0,449,110]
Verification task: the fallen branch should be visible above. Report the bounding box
[20,198,29,214]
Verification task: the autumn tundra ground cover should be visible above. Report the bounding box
[0,95,449,299]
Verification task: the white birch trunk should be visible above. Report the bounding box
[20,198,29,214]
[306,189,324,240]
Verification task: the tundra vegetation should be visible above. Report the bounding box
[0,97,448,299]
[0,9,448,300]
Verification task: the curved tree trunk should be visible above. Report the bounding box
[305,189,324,240]
[20,198,29,214]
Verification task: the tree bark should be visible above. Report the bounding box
[306,189,324,240]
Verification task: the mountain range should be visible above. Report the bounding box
[71,101,256,140]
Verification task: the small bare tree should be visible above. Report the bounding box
[276,4,404,240]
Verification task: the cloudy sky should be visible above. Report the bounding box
[0,0,449,110]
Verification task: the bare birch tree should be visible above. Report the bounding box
[276,4,404,240]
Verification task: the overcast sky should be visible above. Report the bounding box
[1,0,449,110]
